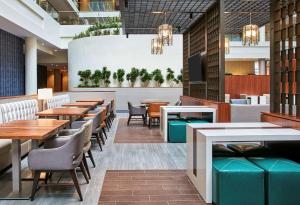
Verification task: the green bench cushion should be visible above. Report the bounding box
[249,158,300,205]
[168,121,187,143]
[213,157,264,205]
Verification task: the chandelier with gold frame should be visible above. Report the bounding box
[151,37,163,55]
[242,13,259,46]
[158,12,173,46]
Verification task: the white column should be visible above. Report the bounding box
[259,26,266,43]
[258,60,266,75]
[25,37,37,95]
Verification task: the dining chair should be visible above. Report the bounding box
[28,127,87,201]
[127,102,147,126]
[148,102,168,129]
[47,119,95,179]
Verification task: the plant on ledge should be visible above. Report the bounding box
[126,67,140,87]
[91,69,102,87]
[78,69,92,87]
[175,69,183,85]
[139,68,153,87]
[113,68,125,87]
[152,69,164,87]
[101,66,111,87]
[166,68,176,87]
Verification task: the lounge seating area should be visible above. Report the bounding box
[2,0,300,204]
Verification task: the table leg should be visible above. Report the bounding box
[11,139,21,193]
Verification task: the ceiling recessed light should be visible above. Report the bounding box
[152,11,164,14]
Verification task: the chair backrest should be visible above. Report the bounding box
[100,108,106,123]
[46,94,70,109]
[91,111,101,133]
[0,99,39,123]
[82,119,93,144]
[128,102,133,114]
[62,127,85,167]
[148,102,168,113]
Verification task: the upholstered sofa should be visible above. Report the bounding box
[46,94,70,109]
[0,99,38,171]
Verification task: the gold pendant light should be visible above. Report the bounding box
[151,37,163,55]
[242,13,259,46]
[158,12,173,46]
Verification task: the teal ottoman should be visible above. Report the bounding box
[213,157,264,205]
[249,158,300,205]
[168,121,187,143]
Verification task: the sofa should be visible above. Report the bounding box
[0,99,38,171]
[46,94,70,109]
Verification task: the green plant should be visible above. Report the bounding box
[101,67,111,87]
[139,68,152,87]
[113,68,125,87]
[176,69,183,85]
[91,69,102,87]
[152,69,164,87]
[126,67,140,87]
[78,69,92,87]
[166,68,176,87]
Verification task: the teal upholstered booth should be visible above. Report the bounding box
[213,157,264,205]
[249,158,300,205]
[168,120,208,143]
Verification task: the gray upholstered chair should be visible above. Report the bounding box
[46,119,95,179]
[127,102,147,126]
[28,127,87,201]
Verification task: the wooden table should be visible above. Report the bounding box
[141,99,170,105]
[0,120,69,193]
[186,123,300,203]
[76,99,104,105]
[36,107,89,120]
[62,101,98,109]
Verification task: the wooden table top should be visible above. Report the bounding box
[76,99,104,105]
[0,119,69,140]
[141,99,170,105]
[36,107,89,117]
[62,101,98,108]
[0,119,69,129]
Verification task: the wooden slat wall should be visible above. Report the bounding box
[225,75,270,99]
[270,0,300,116]
[182,1,224,102]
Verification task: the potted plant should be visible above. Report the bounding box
[139,68,152,87]
[176,69,183,86]
[113,68,125,87]
[152,69,164,87]
[91,69,102,87]
[101,66,111,87]
[126,67,139,87]
[78,69,92,87]
[166,68,176,87]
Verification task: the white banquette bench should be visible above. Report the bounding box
[46,94,70,109]
[0,99,38,171]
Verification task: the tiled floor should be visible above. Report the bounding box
[98,170,206,205]
[114,118,163,143]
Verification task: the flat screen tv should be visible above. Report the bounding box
[188,53,206,82]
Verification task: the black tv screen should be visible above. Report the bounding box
[188,53,206,82]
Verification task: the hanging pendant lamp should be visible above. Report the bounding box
[242,13,259,46]
[158,12,173,46]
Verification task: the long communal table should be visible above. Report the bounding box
[186,122,300,203]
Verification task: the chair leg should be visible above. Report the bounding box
[102,127,108,139]
[30,170,41,201]
[82,154,91,179]
[44,172,49,184]
[95,133,102,151]
[99,132,105,145]
[87,149,96,168]
[79,161,89,183]
[149,118,152,129]
[69,169,83,201]
[105,119,110,131]
[127,115,132,126]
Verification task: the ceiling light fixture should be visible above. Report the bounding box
[158,12,173,46]
[242,13,259,46]
[151,37,163,55]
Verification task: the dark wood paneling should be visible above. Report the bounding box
[0,29,25,97]
[180,95,231,122]
[225,75,270,99]
[37,65,48,89]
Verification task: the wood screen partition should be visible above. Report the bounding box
[180,96,230,122]
[225,75,270,99]
[270,0,300,116]
[182,1,225,102]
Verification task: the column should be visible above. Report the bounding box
[25,37,37,95]
[258,60,266,75]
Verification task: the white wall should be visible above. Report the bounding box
[68,35,183,89]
